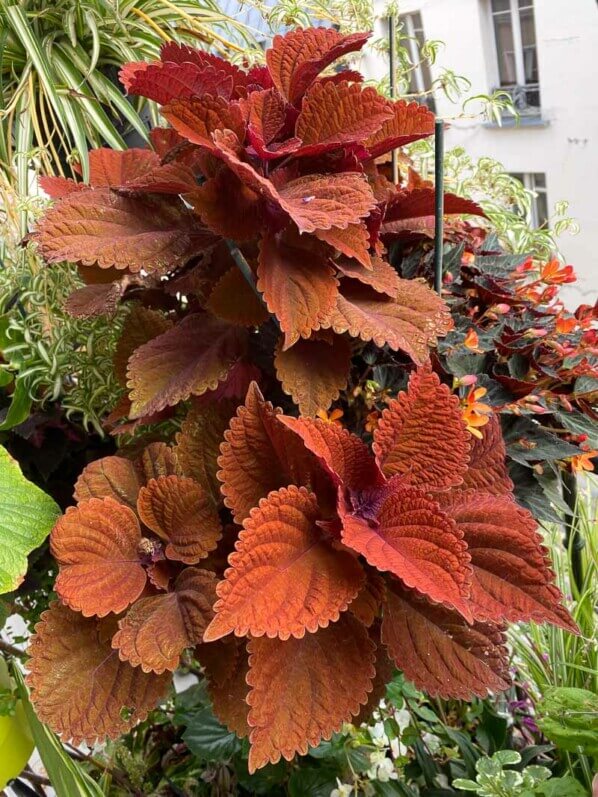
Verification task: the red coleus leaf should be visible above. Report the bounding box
[349,569,387,628]
[246,613,376,771]
[246,88,301,159]
[113,305,173,387]
[364,100,435,159]
[126,314,247,418]
[27,602,170,745]
[34,188,213,272]
[381,188,486,237]
[207,267,270,327]
[257,233,339,349]
[87,147,159,187]
[294,81,393,157]
[189,170,262,242]
[204,485,364,641]
[39,175,85,198]
[278,416,384,493]
[162,96,245,150]
[64,281,124,318]
[437,489,577,632]
[266,27,370,104]
[112,567,218,673]
[382,583,509,700]
[122,61,234,104]
[274,334,352,416]
[339,486,472,619]
[335,256,401,298]
[51,497,147,617]
[321,279,452,364]
[315,224,372,269]
[137,475,222,564]
[355,625,395,724]
[174,400,236,503]
[210,130,375,233]
[459,414,515,495]
[200,638,251,737]
[218,382,332,524]
[373,365,471,489]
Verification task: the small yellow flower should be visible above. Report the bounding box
[461,386,493,439]
[316,407,344,426]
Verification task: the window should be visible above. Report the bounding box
[490,0,540,113]
[399,12,436,112]
[511,172,548,227]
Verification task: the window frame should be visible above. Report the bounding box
[488,0,540,112]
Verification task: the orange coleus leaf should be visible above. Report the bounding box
[315,223,372,269]
[200,638,251,737]
[335,256,401,298]
[126,314,247,418]
[349,569,387,628]
[174,400,236,503]
[218,383,332,524]
[437,489,577,632]
[137,475,222,564]
[123,61,234,105]
[34,188,213,272]
[458,414,514,495]
[39,174,85,198]
[112,567,218,673]
[210,131,375,233]
[381,584,509,700]
[27,602,170,745]
[364,100,435,159]
[266,28,370,104]
[51,497,146,617]
[73,455,143,509]
[189,169,262,242]
[159,42,263,98]
[86,147,160,187]
[355,625,396,725]
[274,333,352,416]
[278,416,384,492]
[321,279,452,364]
[204,486,364,641]
[246,613,375,770]
[373,365,471,489]
[113,305,173,387]
[340,486,472,619]
[138,442,181,482]
[258,233,339,349]
[162,95,245,150]
[294,81,393,157]
[207,267,270,327]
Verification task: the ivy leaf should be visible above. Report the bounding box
[182,706,242,761]
[0,446,60,594]
[536,687,598,754]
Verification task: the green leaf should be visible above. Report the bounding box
[0,378,33,431]
[492,750,521,766]
[182,706,241,761]
[288,766,337,797]
[0,445,60,592]
[0,660,33,789]
[536,687,598,754]
[12,667,105,797]
[451,779,480,792]
[503,417,579,466]
[535,776,588,796]
[234,757,288,795]
[555,409,598,449]
[444,727,480,778]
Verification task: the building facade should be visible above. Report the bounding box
[365,0,598,306]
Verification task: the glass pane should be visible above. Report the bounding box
[535,190,549,227]
[492,0,510,11]
[519,7,538,83]
[533,173,546,188]
[412,11,423,32]
[493,15,517,84]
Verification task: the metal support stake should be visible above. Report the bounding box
[561,469,584,595]
[388,15,399,185]
[434,119,444,294]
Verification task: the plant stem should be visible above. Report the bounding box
[224,238,269,313]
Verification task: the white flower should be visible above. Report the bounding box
[376,757,398,782]
[390,736,407,759]
[331,779,353,797]
[369,721,389,747]
[422,732,441,754]
[394,708,411,731]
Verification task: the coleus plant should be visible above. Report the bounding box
[26,26,576,773]
[28,371,576,771]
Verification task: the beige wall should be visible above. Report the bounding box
[363,0,598,307]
